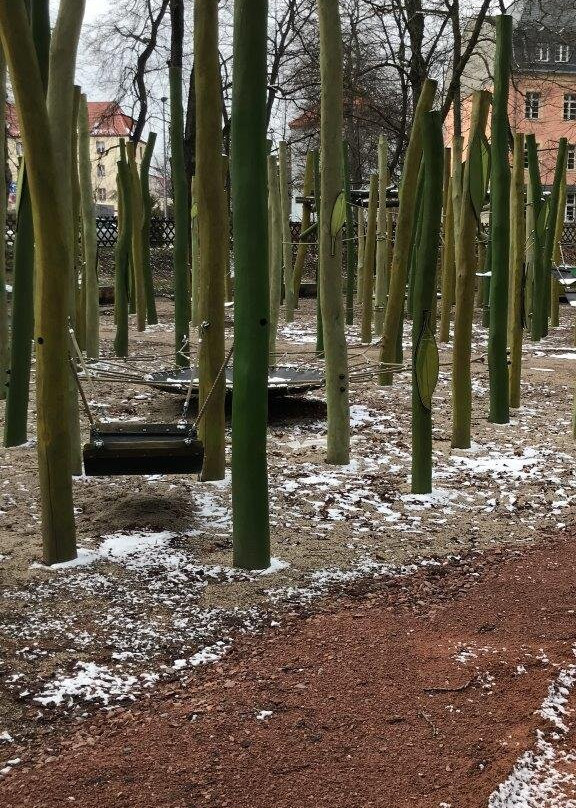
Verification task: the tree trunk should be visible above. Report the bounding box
[268,155,282,361]
[114,151,131,357]
[343,140,355,325]
[195,0,227,481]
[127,141,146,332]
[231,0,270,570]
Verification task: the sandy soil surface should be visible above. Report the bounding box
[0,297,575,803]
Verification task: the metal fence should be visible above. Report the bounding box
[95,216,176,248]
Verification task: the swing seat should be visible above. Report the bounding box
[83,423,204,476]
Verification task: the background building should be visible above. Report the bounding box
[6,100,146,214]
[445,0,576,223]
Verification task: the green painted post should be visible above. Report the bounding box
[379,79,437,385]
[313,149,324,357]
[279,141,295,322]
[141,132,158,326]
[411,111,444,494]
[293,151,314,306]
[268,155,282,362]
[488,14,512,425]
[317,0,349,463]
[526,135,545,341]
[231,0,270,570]
[0,47,7,402]
[79,93,100,357]
[342,140,355,325]
[452,90,491,449]
[509,132,525,408]
[114,155,131,358]
[361,173,378,343]
[374,135,388,336]
[543,138,567,334]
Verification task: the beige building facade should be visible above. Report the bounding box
[7,100,145,213]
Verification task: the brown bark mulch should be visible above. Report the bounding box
[2,532,576,807]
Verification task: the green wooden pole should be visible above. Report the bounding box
[543,139,567,334]
[140,132,158,326]
[313,149,324,357]
[293,151,314,307]
[317,0,349,463]
[411,111,444,494]
[379,79,437,385]
[374,135,388,336]
[279,141,295,322]
[361,173,378,343]
[488,14,512,424]
[231,0,270,570]
[439,173,455,343]
[452,90,491,449]
[526,135,545,341]
[268,155,282,361]
[195,0,227,481]
[3,0,51,446]
[0,0,77,563]
[170,61,190,366]
[551,166,567,328]
[342,140,355,325]
[79,92,100,358]
[127,141,146,333]
[190,176,200,328]
[114,155,131,357]
[0,47,8,402]
[509,132,525,409]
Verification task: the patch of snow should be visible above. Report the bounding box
[0,732,13,743]
[539,667,576,732]
[256,710,273,720]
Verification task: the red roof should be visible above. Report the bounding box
[6,100,136,138]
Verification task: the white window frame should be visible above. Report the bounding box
[536,43,549,61]
[96,140,106,155]
[566,192,576,222]
[555,43,570,63]
[525,91,540,120]
[97,163,106,178]
[96,187,107,202]
[564,94,576,120]
[568,145,576,171]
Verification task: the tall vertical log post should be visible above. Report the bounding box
[0,0,78,562]
[374,135,388,336]
[195,0,227,481]
[317,0,350,464]
[452,90,491,449]
[379,79,437,385]
[170,0,190,366]
[231,0,270,569]
[509,132,525,409]
[488,15,512,424]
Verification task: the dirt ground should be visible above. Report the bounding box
[0,297,575,804]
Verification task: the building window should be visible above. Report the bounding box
[536,43,549,61]
[555,43,570,62]
[96,140,106,155]
[96,188,107,202]
[568,145,576,170]
[97,163,106,178]
[564,94,576,120]
[15,141,23,157]
[566,192,576,222]
[525,91,540,119]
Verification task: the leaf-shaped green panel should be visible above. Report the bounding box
[330,191,347,240]
[468,134,485,222]
[414,316,439,411]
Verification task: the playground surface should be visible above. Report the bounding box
[0,299,575,805]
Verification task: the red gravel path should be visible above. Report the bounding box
[2,535,576,807]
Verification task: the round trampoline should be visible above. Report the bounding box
[146,365,325,396]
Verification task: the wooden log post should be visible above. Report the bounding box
[279,141,295,322]
[509,132,525,409]
[231,0,270,570]
[374,135,389,336]
[141,132,158,326]
[361,173,378,343]
[195,0,227,482]
[379,79,437,385]
[451,90,491,449]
